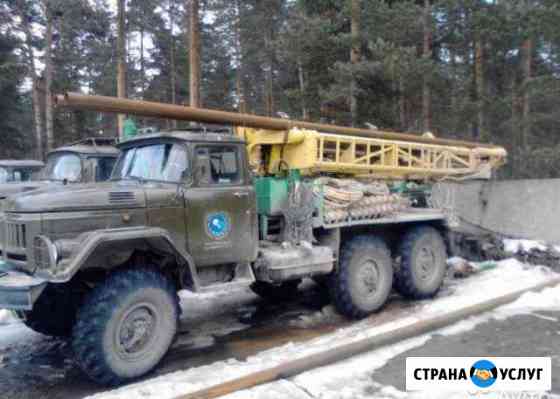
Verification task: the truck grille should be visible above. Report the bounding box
[6,222,26,249]
[109,192,137,205]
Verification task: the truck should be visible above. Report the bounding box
[0,138,119,209]
[0,160,44,184]
[0,93,506,386]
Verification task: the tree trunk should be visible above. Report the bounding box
[474,31,486,141]
[140,28,145,97]
[234,0,246,113]
[44,1,54,151]
[169,0,177,128]
[297,58,308,120]
[117,0,127,138]
[350,0,361,127]
[189,0,201,108]
[264,30,274,117]
[521,37,532,150]
[422,0,432,133]
[399,72,406,131]
[449,46,457,133]
[16,0,44,159]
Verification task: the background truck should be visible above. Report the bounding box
[0,94,506,386]
[0,138,118,210]
[0,160,44,184]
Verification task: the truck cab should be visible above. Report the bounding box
[0,138,118,208]
[0,160,44,184]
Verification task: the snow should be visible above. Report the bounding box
[0,309,17,325]
[226,277,560,399]
[0,322,43,350]
[503,238,548,253]
[88,259,559,399]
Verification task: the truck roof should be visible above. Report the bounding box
[50,145,119,156]
[49,137,119,157]
[118,128,244,148]
[0,160,45,168]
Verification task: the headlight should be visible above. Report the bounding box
[54,239,79,260]
[33,235,58,269]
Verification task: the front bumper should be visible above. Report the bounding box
[0,264,46,310]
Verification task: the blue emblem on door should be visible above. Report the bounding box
[206,212,231,239]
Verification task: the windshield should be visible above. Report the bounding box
[0,167,8,183]
[113,143,188,183]
[44,153,82,182]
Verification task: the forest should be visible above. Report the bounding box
[1,0,560,179]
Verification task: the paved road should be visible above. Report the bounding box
[369,311,560,395]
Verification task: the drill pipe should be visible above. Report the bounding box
[55,92,499,149]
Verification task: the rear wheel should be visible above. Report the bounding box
[395,225,447,299]
[250,280,301,301]
[72,268,179,386]
[330,235,393,319]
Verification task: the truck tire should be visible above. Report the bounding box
[395,225,447,299]
[330,235,393,319]
[72,268,179,386]
[15,284,76,337]
[250,280,300,301]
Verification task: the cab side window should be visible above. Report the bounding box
[94,157,117,182]
[12,168,33,182]
[195,146,241,185]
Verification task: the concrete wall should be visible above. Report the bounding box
[436,179,560,244]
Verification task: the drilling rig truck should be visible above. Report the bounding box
[0,93,506,385]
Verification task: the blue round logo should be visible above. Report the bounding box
[206,212,231,239]
[470,359,498,388]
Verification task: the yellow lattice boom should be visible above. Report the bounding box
[237,127,507,180]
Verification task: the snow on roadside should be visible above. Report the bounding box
[88,259,558,399]
[503,238,548,254]
[0,309,17,325]
[224,279,560,399]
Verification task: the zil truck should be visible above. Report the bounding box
[0,93,506,386]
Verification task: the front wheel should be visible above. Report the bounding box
[72,268,179,386]
[330,235,393,319]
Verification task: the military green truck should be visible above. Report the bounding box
[0,138,118,210]
[0,160,44,184]
[0,97,506,385]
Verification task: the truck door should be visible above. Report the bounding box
[185,143,257,267]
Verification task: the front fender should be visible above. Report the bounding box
[36,227,199,290]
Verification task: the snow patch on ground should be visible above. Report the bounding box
[0,322,43,350]
[226,278,560,399]
[88,259,558,399]
[0,309,17,325]
[503,238,548,253]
